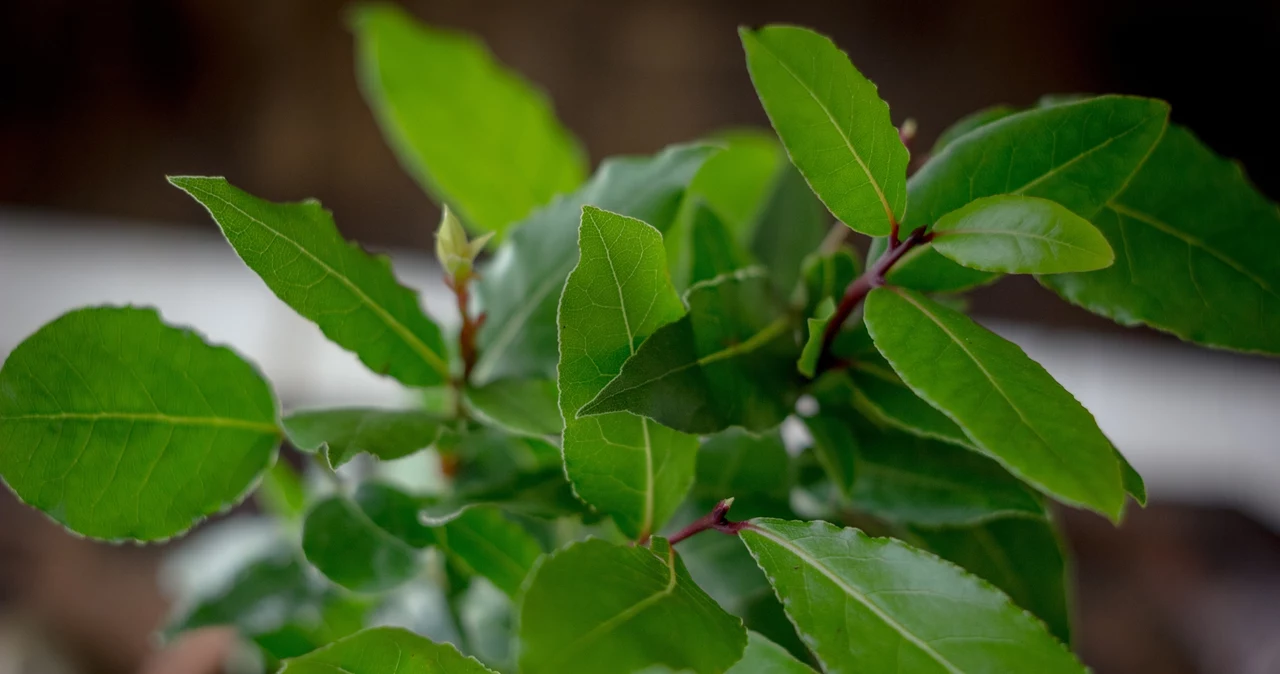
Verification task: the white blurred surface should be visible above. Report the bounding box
[3,212,1279,524]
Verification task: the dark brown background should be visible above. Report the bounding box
[2,1,1279,672]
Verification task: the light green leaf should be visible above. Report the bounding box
[748,162,832,294]
[741,518,1086,673]
[798,298,835,378]
[864,287,1124,519]
[884,95,1170,292]
[283,408,445,468]
[929,105,1017,155]
[279,626,497,673]
[518,538,747,674]
[432,506,542,598]
[302,483,432,593]
[557,206,697,540]
[256,460,308,522]
[931,195,1114,274]
[740,25,908,236]
[579,269,799,434]
[690,201,756,286]
[465,378,562,436]
[0,306,279,541]
[475,144,715,384]
[354,4,585,237]
[911,516,1072,645]
[1040,125,1280,355]
[688,129,786,238]
[169,176,450,387]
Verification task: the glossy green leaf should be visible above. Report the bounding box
[432,506,542,598]
[475,144,715,384]
[579,269,800,434]
[801,415,858,500]
[283,408,445,468]
[912,516,1072,644]
[741,25,908,236]
[170,176,450,387]
[695,428,792,503]
[929,105,1017,155]
[885,95,1170,292]
[727,632,818,673]
[464,378,562,436]
[864,287,1124,519]
[354,5,585,237]
[846,365,972,448]
[518,538,747,674]
[0,306,279,541]
[741,518,1085,673]
[168,549,370,662]
[931,195,1114,274]
[279,626,497,673]
[748,162,832,294]
[1040,125,1280,355]
[690,201,755,285]
[797,298,834,379]
[302,483,431,593]
[557,206,697,540]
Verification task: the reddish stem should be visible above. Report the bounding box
[449,272,482,383]
[669,498,752,545]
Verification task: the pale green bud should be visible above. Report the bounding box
[435,205,494,279]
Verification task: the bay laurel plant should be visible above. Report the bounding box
[1,6,1277,673]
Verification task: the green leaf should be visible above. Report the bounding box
[518,538,747,674]
[475,144,715,384]
[169,176,450,387]
[439,427,588,522]
[687,130,786,238]
[1040,125,1280,355]
[689,201,756,285]
[740,25,908,236]
[800,414,858,500]
[283,408,445,468]
[0,306,279,541]
[557,206,697,540]
[797,298,834,378]
[695,428,792,504]
[1116,448,1147,506]
[885,95,1170,292]
[280,626,497,673]
[748,162,832,294]
[168,549,370,661]
[844,365,972,448]
[929,105,1017,155]
[864,287,1124,519]
[727,631,818,673]
[579,269,799,434]
[302,483,431,593]
[931,195,1114,274]
[796,247,860,315]
[353,4,585,237]
[257,459,308,522]
[911,516,1072,645]
[432,506,542,598]
[464,378,562,436]
[741,518,1085,673]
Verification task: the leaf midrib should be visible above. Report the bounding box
[181,180,451,380]
[748,525,965,674]
[1,411,278,435]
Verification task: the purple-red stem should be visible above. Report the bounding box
[668,498,752,545]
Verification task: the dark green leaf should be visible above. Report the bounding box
[695,428,792,503]
[795,247,860,315]
[801,415,858,500]
[864,287,1125,519]
[465,378,562,436]
[886,95,1170,292]
[170,176,451,386]
[797,298,834,378]
[557,206,697,540]
[748,162,832,294]
[740,25,908,236]
[579,269,799,434]
[354,5,585,237]
[690,201,755,285]
[0,306,279,541]
[475,144,715,384]
[1116,448,1147,506]
[518,538,747,674]
[439,428,587,522]
[302,483,431,593]
[741,518,1085,673]
[1040,125,1280,355]
[727,632,818,673]
[283,408,445,468]
[929,105,1017,155]
[279,626,497,673]
[432,506,542,598]
[911,516,1072,644]
[932,195,1114,274]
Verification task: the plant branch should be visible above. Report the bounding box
[446,270,485,420]
[816,225,932,374]
[668,498,752,545]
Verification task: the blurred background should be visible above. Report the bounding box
[2,1,1280,672]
